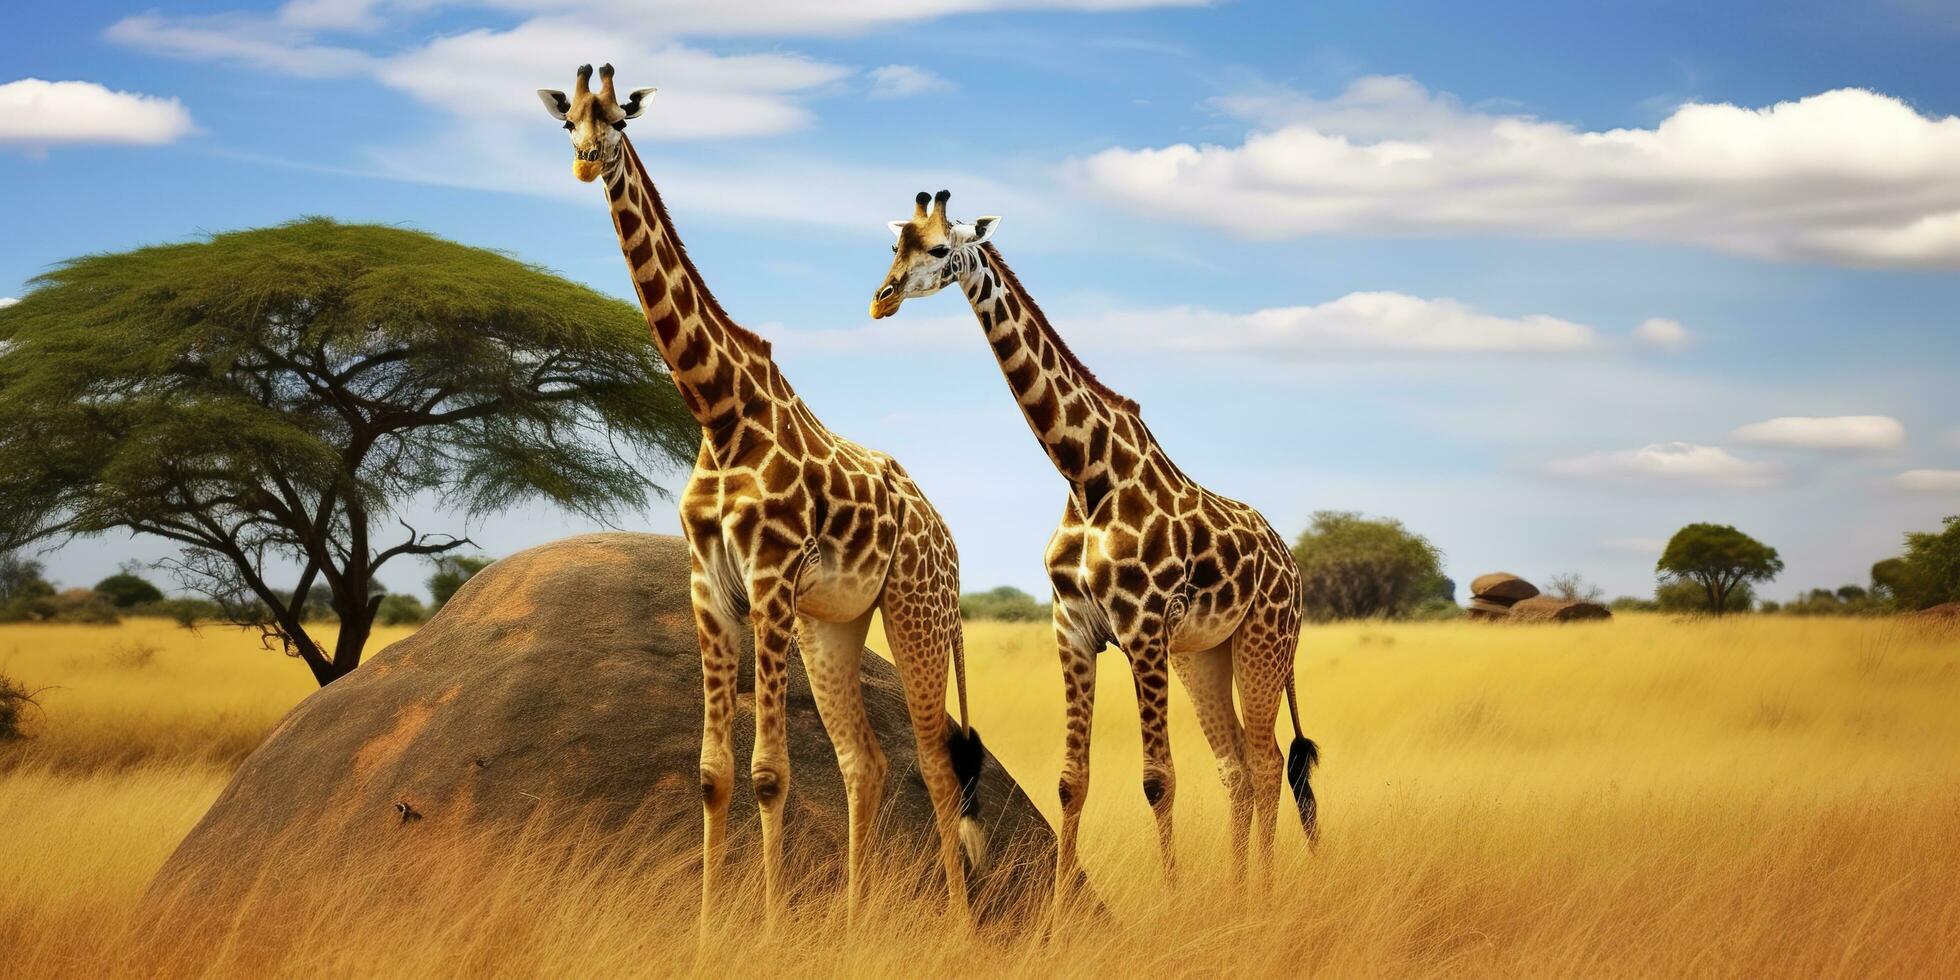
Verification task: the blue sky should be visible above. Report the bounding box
[4,0,1959,602]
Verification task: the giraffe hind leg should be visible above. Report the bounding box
[1170,644,1252,888]
[795,610,884,923]
[877,506,974,923]
[1232,604,1297,890]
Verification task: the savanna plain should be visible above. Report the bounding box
[1,613,1956,978]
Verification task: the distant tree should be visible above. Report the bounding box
[1546,572,1604,604]
[0,220,695,685]
[376,594,429,626]
[1292,511,1445,621]
[1875,516,1960,611]
[1655,577,1755,614]
[959,585,1049,622]
[94,572,164,608]
[0,553,58,622]
[1835,584,1867,603]
[1425,575,1457,604]
[1870,557,1916,604]
[427,555,495,610]
[1610,595,1658,612]
[1656,524,1783,617]
[0,553,54,604]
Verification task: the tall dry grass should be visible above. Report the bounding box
[2,614,1957,977]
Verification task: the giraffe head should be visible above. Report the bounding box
[870,189,1000,319]
[537,63,654,183]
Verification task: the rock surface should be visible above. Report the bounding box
[1470,573,1540,605]
[1507,595,1613,622]
[147,533,1061,919]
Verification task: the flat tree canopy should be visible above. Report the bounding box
[1656,523,1783,616]
[0,218,695,684]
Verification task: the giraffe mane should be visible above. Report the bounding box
[621,138,772,357]
[979,244,1139,415]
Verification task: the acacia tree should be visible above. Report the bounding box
[0,219,695,685]
[1291,510,1445,620]
[1655,523,1783,616]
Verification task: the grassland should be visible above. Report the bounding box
[2,613,1956,977]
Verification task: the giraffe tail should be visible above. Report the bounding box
[946,627,988,873]
[1285,668,1321,848]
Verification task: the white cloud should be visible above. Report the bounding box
[1600,536,1669,556]
[0,78,196,147]
[1633,317,1691,349]
[276,0,387,31]
[1073,292,1604,356]
[1078,75,1960,269]
[1546,442,1781,489]
[867,65,951,100]
[772,291,1669,359]
[1729,415,1905,452]
[105,14,376,78]
[1895,469,1960,492]
[0,297,17,308]
[427,0,1215,37]
[376,20,851,139]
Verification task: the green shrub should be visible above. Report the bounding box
[1292,511,1445,621]
[959,586,1049,622]
[377,594,429,626]
[0,672,43,742]
[153,597,222,630]
[1656,578,1755,614]
[93,572,164,608]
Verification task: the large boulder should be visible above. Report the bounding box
[1470,572,1540,605]
[1507,595,1613,622]
[147,533,1061,920]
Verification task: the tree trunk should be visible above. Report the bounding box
[322,593,381,686]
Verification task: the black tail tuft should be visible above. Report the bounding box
[1286,735,1320,846]
[948,726,985,818]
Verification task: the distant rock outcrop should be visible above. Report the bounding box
[146,533,1063,921]
[1507,595,1613,622]
[1467,573,1611,623]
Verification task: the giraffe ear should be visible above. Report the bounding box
[956,215,1001,247]
[538,89,570,121]
[621,88,656,119]
[887,220,908,240]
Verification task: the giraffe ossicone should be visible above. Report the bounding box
[871,189,1322,904]
[538,66,986,930]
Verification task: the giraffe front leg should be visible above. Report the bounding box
[1051,601,1101,917]
[1126,635,1178,886]
[748,583,797,932]
[691,562,743,944]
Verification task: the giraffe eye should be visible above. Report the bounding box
[928,245,951,259]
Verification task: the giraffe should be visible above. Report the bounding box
[537,66,985,928]
[868,191,1319,904]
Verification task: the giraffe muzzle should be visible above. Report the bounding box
[870,284,901,319]
[573,158,604,182]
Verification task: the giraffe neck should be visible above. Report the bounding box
[955,245,1140,495]
[603,138,787,442]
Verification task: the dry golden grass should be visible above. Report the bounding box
[2,613,1957,977]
